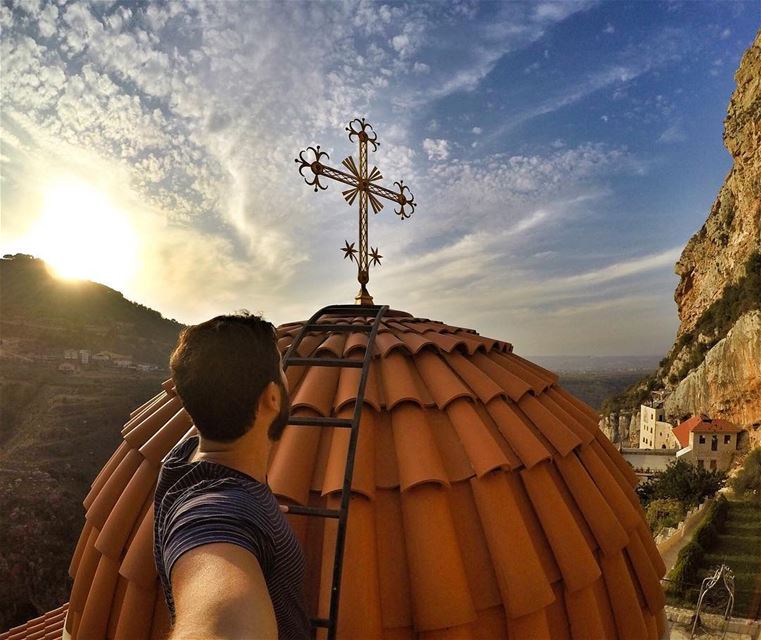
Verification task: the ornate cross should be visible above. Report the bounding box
[296,118,416,305]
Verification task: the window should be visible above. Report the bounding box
[710,459,717,471]
[697,459,705,469]
[711,435,718,452]
[724,435,731,445]
[699,435,706,444]
[661,444,666,449]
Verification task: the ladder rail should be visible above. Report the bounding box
[280,303,388,640]
[326,305,387,640]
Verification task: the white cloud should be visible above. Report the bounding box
[603,23,615,34]
[0,0,691,355]
[422,138,450,161]
[658,123,687,143]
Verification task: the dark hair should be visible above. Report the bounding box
[170,312,280,442]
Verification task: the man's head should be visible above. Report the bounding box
[170,312,290,443]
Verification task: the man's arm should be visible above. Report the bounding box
[169,542,278,640]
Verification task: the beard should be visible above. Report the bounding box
[267,378,290,441]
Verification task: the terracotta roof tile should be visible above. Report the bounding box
[488,351,551,395]
[11,308,666,639]
[334,361,382,412]
[94,458,156,558]
[445,399,510,477]
[468,351,532,401]
[443,352,505,404]
[138,409,193,464]
[600,551,649,639]
[380,352,434,409]
[79,555,120,638]
[446,481,501,610]
[414,351,473,409]
[553,451,629,556]
[392,404,450,491]
[83,441,130,510]
[484,398,552,469]
[518,395,583,456]
[119,504,157,589]
[113,583,156,639]
[85,449,143,529]
[123,396,184,448]
[400,484,476,630]
[520,461,601,591]
[373,490,412,628]
[0,605,68,640]
[315,332,347,357]
[321,408,375,498]
[470,471,555,618]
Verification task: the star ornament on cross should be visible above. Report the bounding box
[295,117,416,305]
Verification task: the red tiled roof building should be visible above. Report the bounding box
[672,414,742,448]
[2,310,667,639]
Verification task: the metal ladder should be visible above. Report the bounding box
[281,303,388,640]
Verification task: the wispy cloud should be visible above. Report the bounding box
[0,0,744,355]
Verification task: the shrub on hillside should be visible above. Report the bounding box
[646,498,685,535]
[667,541,704,595]
[730,447,761,502]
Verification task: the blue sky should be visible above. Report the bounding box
[1,0,757,356]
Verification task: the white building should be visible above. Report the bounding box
[79,349,90,365]
[639,403,679,450]
[673,415,743,472]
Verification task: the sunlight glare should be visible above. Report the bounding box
[27,178,139,290]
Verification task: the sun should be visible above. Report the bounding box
[26,178,139,290]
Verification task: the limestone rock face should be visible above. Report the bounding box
[665,311,761,426]
[673,34,761,339]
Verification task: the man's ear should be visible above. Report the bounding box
[259,381,279,413]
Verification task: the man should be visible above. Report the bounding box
[153,313,311,639]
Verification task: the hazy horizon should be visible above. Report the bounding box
[2,1,756,356]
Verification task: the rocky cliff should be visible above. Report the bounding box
[673,34,761,339]
[664,33,761,427]
[602,34,761,433]
[665,310,761,424]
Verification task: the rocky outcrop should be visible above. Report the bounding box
[665,311,761,426]
[673,34,761,339]
[600,408,641,446]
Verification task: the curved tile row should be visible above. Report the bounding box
[48,310,664,639]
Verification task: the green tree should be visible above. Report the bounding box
[730,447,761,503]
[637,459,725,508]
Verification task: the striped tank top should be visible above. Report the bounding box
[153,436,311,639]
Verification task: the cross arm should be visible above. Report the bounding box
[295,145,416,219]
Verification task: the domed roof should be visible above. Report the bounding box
[13,309,666,639]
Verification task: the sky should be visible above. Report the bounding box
[1,0,757,356]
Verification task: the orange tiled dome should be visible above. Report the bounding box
[51,309,665,639]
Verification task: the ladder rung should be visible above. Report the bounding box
[310,617,332,628]
[305,323,372,332]
[322,306,382,317]
[282,505,341,518]
[289,416,353,428]
[285,357,363,368]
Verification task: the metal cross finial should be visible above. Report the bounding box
[296,118,416,305]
